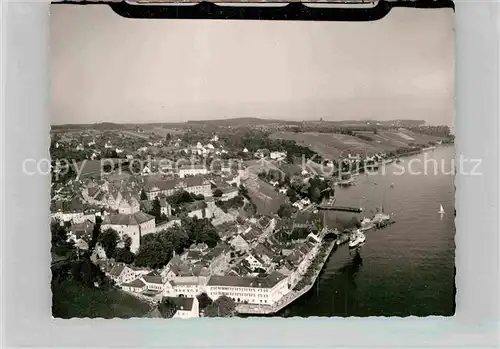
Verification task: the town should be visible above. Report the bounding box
[50,118,454,318]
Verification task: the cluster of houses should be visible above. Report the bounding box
[339,152,389,166]
[51,131,330,317]
[56,173,271,259]
[89,210,322,318]
[183,140,230,158]
[51,157,249,252]
[291,198,312,211]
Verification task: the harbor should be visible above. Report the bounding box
[236,188,397,315]
[236,146,456,317]
[281,146,455,317]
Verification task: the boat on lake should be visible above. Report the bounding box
[349,230,366,249]
[359,217,374,232]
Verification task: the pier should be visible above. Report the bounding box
[317,205,363,213]
[315,197,363,213]
[236,238,337,315]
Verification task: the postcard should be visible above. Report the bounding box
[50,2,455,318]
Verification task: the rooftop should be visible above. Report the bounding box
[186,200,207,212]
[142,275,163,285]
[207,271,287,289]
[108,263,125,277]
[102,211,155,226]
[179,164,207,170]
[70,219,95,238]
[122,278,146,288]
[164,297,195,311]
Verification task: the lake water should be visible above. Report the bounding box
[281,146,456,317]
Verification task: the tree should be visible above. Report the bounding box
[183,217,220,248]
[213,189,223,198]
[135,238,172,269]
[51,221,74,258]
[205,296,236,317]
[140,189,148,201]
[124,235,132,250]
[158,298,179,318]
[167,190,195,208]
[308,185,322,204]
[286,188,298,203]
[115,248,135,264]
[277,204,293,219]
[307,177,330,204]
[98,228,119,258]
[197,292,213,310]
[238,184,249,198]
[282,174,291,186]
[88,218,102,251]
[191,193,205,201]
[51,221,68,248]
[316,214,323,232]
[152,197,162,224]
[268,169,281,182]
[243,202,257,215]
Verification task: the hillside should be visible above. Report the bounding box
[270,130,447,158]
[186,117,292,126]
[51,122,128,131]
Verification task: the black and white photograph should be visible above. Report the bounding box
[49,3,455,318]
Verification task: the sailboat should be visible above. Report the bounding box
[438,204,445,214]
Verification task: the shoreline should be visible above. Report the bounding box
[236,237,337,315]
[325,143,455,182]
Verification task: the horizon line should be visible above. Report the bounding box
[50,117,449,127]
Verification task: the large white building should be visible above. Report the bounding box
[101,211,156,253]
[145,176,212,200]
[206,272,289,306]
[270,151,287,160]
[178,165,208,178]
[164,277,207,298]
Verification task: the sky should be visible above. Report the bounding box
[50,5,454,126]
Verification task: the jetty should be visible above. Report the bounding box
[317,205,363,213]
[316,198,363,213]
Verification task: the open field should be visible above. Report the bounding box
[244,159,285,177]
[147,127,184,138]
[52,279,151,319]
[270,131,446,160]
[243,159,298,214]
[121,130,151,140]
[244,177,287,214]
[384,130,444,145]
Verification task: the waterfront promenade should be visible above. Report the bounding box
[236,238,337,315]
